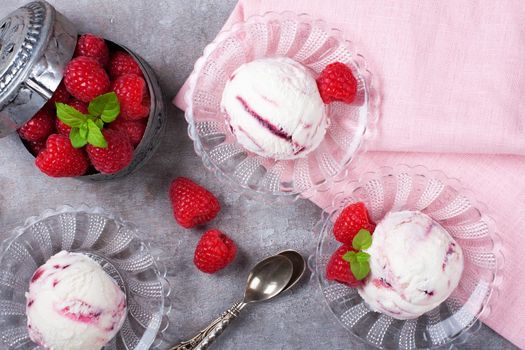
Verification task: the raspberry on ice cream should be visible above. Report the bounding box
[26,251,127,350]
[358,211,464,320]
[220,57,328,160]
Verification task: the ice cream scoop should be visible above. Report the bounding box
[26,251,127,350]
[358,211,464,320]
[221,57,328,160]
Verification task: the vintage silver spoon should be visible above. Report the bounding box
[171,254,294,350]
[277,250,306,293]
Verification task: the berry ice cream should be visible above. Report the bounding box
[358,211,464,320]
[221,57,328,160]
[26,251,127,350]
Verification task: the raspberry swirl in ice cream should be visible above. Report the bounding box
[221,57,328,160]
[26,251,127,350]
[358,211,464,320]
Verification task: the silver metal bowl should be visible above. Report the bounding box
[0,1,167,181]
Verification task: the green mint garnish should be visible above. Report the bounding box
[340,229,373,281]
[350,260,370,281]
[352,229,372,250]
[56,92,120,149]
[88,92,120,123]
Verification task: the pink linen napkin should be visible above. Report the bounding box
[174,0,525,347]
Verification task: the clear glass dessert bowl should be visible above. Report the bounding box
[312,165,504,349]
[184,11,378,199]
[0,205,171,349]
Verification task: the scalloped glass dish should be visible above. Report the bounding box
[313,165,503,349]
[184,11,378,199]
[0,205,171,350]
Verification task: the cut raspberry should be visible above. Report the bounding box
[111,74,150,120]
[108,51,143,79]
[74,34,109,66]
[18,108,55,142]
[316,62,358,104]
[64,56,110,103]
[194,229,237,274]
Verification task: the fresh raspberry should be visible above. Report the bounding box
[333,202,375,245]
[169,177,220,229]
[64,56,110,103]
[55,100,88,136]
[109,118,146,147]
[35,134,89,177]
[47,82,70,108]
[108,51,143,79]
[18,108,55,142]
[326,245,362,287]
[74,34,109,66]
[316,62,358,104]
[26,140,46,156]
[194,229,237,274]
[86,129,133,174]
[111,74,150,120]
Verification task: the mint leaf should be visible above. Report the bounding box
[86,120,107,148]
[352,229,372,251]
[79,123,88,139]
[356,251,370,263]
[350,260,370,281]
[94,119,104,129]
[70,127,87,148]
[88,92,120,123]
[342,251,356,263]
[56,103,88,127]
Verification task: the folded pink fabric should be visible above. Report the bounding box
[174,0,525,347]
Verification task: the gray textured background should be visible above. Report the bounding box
[0,1,518,349]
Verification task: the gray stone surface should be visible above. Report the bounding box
[0,1,517,349]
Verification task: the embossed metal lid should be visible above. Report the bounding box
[0,1,77,138]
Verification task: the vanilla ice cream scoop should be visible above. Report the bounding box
[26,251,127,350]
[221,57,328,160]
[358,211,464,320]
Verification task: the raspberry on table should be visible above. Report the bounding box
[316,62,358,104]
[35,134,90,177]
[194,229,237,274]
[74,34,110,66]
[169,177,221,229]
[333,202,375,245]
[86,129,134,174]
[111,74,150,120]
[326,245,362,287]
[108,51,143,79]
[18,108,55,142]
[64,56,110,103]
[109,118,147,147]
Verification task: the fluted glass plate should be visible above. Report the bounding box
[185,11,379,199]
[0,205,171,349]
[313,165,504,349]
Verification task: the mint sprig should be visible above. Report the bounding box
[56,92,120,148]
[341,229,373,281]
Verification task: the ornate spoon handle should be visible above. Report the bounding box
[170,301,246,350]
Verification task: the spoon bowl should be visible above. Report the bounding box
[244,255,294,303]
[277,250,306,293]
